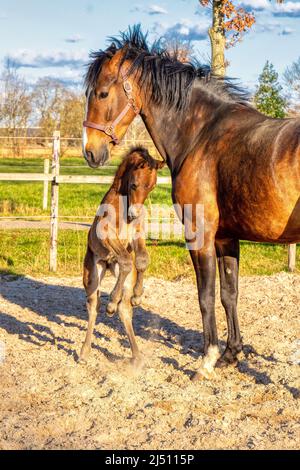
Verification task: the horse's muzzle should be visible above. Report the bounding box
[84,143,110,168]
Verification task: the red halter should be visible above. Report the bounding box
[83,69,140,145]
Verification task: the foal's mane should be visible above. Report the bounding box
[85,24,249,111]
[111,146,162,192]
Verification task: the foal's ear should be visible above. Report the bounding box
[155,159,165,170]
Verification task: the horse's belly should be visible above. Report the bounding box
[219,201,300,243]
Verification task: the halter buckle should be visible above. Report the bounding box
[105,124,114,135]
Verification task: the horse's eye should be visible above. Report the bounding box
[131,183,137,191]
[99,91,109,99]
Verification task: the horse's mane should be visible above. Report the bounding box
[85,24,250,111]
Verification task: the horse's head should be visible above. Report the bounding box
[83,43,141,168]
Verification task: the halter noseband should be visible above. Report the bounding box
[83,69,140,145]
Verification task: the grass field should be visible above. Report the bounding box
[0,155,298,279]
[0,229,298,279]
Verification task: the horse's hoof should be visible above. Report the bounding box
[131,296,142,307]
[106,302,117,317]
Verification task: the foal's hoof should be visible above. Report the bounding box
[78,348,90,364]
[191,368,217,382]
[131,296,142,307]
[216,356,238,369]
[124,355,145,372]
[106,302,118,317]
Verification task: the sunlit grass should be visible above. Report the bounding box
[0,230,298,279]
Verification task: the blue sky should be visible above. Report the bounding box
[0,0,299,91]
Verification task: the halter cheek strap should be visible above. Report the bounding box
[83,70,140,145]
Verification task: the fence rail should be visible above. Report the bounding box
[0,131,297,273]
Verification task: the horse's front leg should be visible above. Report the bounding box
[215,238,243,367]
[189,244,220,381]
[131,235,149,307]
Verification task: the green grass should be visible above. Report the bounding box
[0,230,298,279]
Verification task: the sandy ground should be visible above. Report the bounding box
[0,272,299,450]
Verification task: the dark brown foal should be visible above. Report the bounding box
[79,147,163,365]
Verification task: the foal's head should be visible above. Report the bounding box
[113,147,164,221]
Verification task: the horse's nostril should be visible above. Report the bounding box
[86,150,95,163]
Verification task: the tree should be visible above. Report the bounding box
[199,0,255,76]
[0,59,32,153]
[162,37,194,63]
[254,61,286,118]
[31,77,70,136]
[60,92,85,138]
[284,57,300,114]
[199,1,285,77]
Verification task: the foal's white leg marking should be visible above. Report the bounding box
[196,345,220,380]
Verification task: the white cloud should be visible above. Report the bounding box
[279,27,295,36]
[131,3,168,15]
[148,4,168,15]
[238,0,270,10]
[6,49,87,69]
[273,1,300,17]
[254,21,281,34]
[156,19,209,42]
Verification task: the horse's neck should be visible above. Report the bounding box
[141,87,222,174]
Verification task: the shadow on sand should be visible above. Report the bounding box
[0,271,298,397]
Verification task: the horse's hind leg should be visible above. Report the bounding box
[215,238,242,367]
[117,267,142,366]
[79,248,106,363]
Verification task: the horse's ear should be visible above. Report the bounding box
[106,42,117,58]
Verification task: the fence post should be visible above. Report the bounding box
[43,158,50,210]
[288,244,296,272]
[49,131,60,272]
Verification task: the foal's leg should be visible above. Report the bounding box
[117,267,142,366]
[79,248,106,363]
[106,249,133,316]
[131,236,149,307]
[215,238,243,367]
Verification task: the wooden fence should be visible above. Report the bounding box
[0,131,171,272]
[0,132,297,273]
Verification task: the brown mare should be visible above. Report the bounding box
[79,146,163,365]
[82,26,300,380]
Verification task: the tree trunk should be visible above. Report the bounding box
[209,0,226,77]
